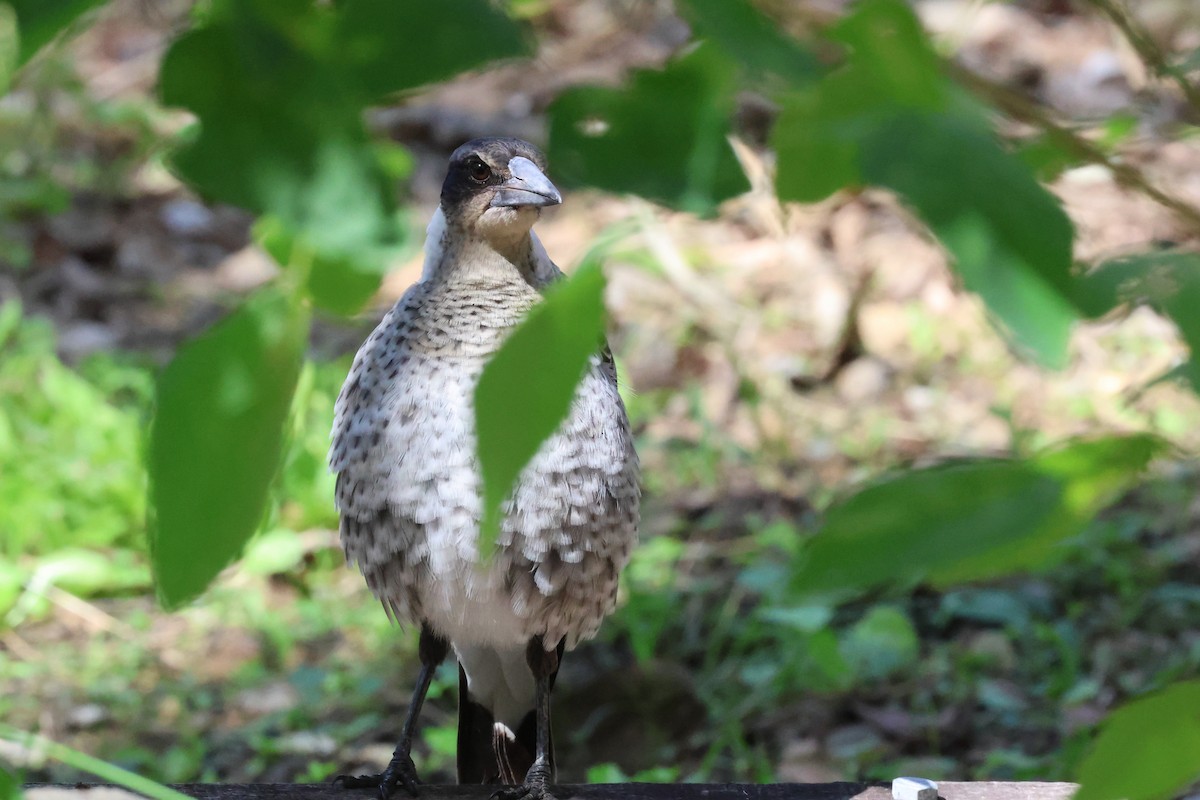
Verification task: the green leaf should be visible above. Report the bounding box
[475,261,607,542]
[5,0,106,66]
[304,251,387,316]
[839,606,920,681]
[861,113,1078,367]
[241,528,307,577]
[1015,133,1086,182]
[772,0,1078,367]
[0,5,16,94]
[253,216,384,316]
[792,435,1163,595]
[159,13,399,261]
[828,0,945,109]
[806,629,852,690]
[28,548,149,596]
[158,0,524,277]
[678,0,820,83]
[0,305,148,561]
[773,68,881,201]
[1071,251,1199,318]
[773,0,946,203]
[1098,112,1138,151]
[148,289,309,608]
[1075,680,1200,800]
[1074,251,1200,391]
[0,726,191,800]
[549,43,749,216]
[0,760,20,800]
[337,0,528,99]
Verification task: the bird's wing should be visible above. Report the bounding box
[327,284,426,516]
[419,206,449,283]
[529,229,565,288]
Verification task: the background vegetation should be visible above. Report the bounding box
[2,0,1200,799]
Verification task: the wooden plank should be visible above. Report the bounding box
[24,782,1079,800]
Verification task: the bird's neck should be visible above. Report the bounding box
[438,231,539,285]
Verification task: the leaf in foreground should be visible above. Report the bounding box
[6,0,106,66]
[791,434,1163,595]
[772,0,1080,368]
[549,43,749,216]
[475,261,607,543]
[861,112,1078,367]
[773,0,947,203]
[0,6,15,95]
[679,0,820,83]
[1073,250,1200,392]
[1074,680,1200,800]
[158,0,523,291]
[0,726,190,800]
[254,215,385,316]
[159,16,401,263]
[148,289,308,608]
[336,0,528,100]
[0,761,20,800]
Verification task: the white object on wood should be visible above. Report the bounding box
[893,777,940,800]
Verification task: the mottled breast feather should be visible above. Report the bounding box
[329,231,640,650]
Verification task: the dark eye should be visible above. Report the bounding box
[467,158,491,183]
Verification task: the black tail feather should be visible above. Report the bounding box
[456,665,537,783]
[456,640,564,785]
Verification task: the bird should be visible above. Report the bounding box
[328,137,640,800]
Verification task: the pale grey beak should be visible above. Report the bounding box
[491,156,562,208]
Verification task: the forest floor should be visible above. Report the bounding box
[2,0,1200,789]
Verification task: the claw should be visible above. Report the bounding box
[331,761,421,799]
[491,761,554,800]
[490,785,552,800]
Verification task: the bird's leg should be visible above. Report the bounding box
[492,636,560,800]
[336,625,449,799]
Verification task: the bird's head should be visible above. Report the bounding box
[440,137,561,255]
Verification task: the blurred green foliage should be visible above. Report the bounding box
[4,0,104,67]
[1074,250,1200,390]
[548,43,749,216]
[0,299,352,622]
[0,727,193,800]
[610,466,1200,781]
[158,0,527,311]
[0,766,18,800]
[0,13,162,267]
[772,0,1080,367]
[678,0,819,83]
[0,302,150,617]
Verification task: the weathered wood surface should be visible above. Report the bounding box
[24,782,1079,800]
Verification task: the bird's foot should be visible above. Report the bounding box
[333,753,421,800]
[490,762,554,800]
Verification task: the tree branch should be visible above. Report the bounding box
[947,62,1200,235]
[1084,0,1200,113]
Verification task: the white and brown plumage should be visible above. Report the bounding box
[329,138,640,799]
